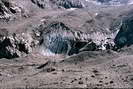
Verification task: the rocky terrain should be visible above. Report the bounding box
[0,0,133,88]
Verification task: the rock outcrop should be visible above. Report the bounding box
[31,0,84,9]
[0,0,23,21]
[115,14,133,49]
[36,21,115,56]
[40,21,91,55]
[0,30,39,59]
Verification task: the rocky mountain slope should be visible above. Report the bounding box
[0,0,133,88]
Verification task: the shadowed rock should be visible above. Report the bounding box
[40,22,91,56]
[0,33,37,59]
[31,0,84,9]
[115,14,133,48]
[39,21,114,56]
[0,0,23,21]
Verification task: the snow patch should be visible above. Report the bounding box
[67,8,77,11]
[128,0,133,5]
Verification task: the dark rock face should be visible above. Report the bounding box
[115,15,133,49]
[38,21,115,56]
[31,0,84,9]
[0,32,38,59]
[0,0,23,20]
[52,0,84,9]
[43,33,69,54]
[96,0,112,3]
[40,22,91,55]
